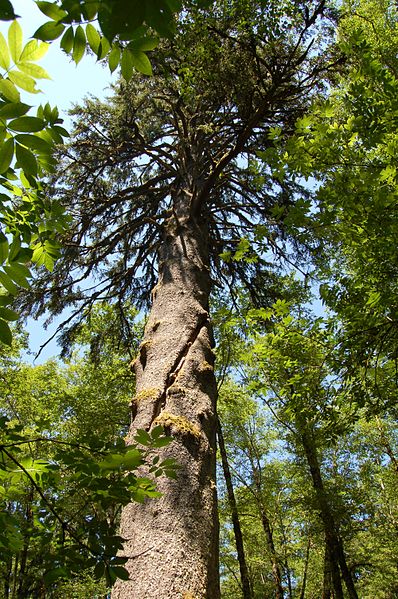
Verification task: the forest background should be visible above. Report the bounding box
[0,0,397,598]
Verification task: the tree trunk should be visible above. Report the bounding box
[217,418,253,599]
[249,458,284,599]
[322,543,332,599]
[17,490,34,599]
[298,535,311,599]
[112,188,219,599]
[277,507,293,599]
[299,427,358,599]
[3,556,12,598]
[336,537,359,599]
[259,506,285,599]
[376,416,398,476]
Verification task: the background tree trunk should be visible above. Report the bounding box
[112,189,219,599]
[299,427,357,599]
[322,543,332,599]
[250,458,284,598]
[217,418,253,599]
[299,535,311,599]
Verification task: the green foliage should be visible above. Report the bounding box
[0,20,70,346]
[0,416,173,589]
[29,0,212,77]
[217,293,398,597]
[252,0,398,424]
[0,311,176,593]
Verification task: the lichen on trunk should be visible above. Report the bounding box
[112,190,220,599]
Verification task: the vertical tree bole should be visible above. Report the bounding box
[217,419,253,599]
[112,190,220,599]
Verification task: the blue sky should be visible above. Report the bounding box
[1,1,116,362]
[1,0,113,116]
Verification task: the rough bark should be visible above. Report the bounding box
[112,188,219,599]
[217,418,253,599]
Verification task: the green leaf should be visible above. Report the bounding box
[0,317,11,345]
[16,133,52,154]
[165,0,182,10]
[151,436,172,448]
[0,137,14,173]
[130,50,152,76]
[36,1,67,21]
[0,269,17,294]
[83,1,99,20]
[0,32,10,69]
[98,0,144,43]
[0,0,17,21]
[8,235,20,261]
[111,566,129,581]
[60,26,74,54]
[15,143,38,177]
[0,78,19,102]
[0,306,18,320]
[4,262,30,287]
[17,63,51,80]
[86,23,100,54]
[8,70,39,93]
[122,449,143,470]
[0,102,30,118]
[72,25,85,64]
[43,567,69,585]
[52,124,69,137]
[120,48,133,82]
[31,240,60,271]
[366,291,381,307]
[47,127,62,144]
[34,21,65,42]
[93,561,105,579]
[134,429,151,445]
[108,45,120,73]
[7,261,30,280]
[8,20,22,63]
[97,36,110,60]
[20,39,49,62]
[0,295,12,309]
[8,116,45,132]
[98,453,125,470]
[233,238,250,260]
[0,232,7,263]
[130,36,159,52]
[145,0,174,38]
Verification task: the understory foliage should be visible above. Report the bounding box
[217,296,398,598]
[0,307,176,596]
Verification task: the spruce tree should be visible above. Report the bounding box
[24,1,339,596]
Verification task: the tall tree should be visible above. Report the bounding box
[21,2,339,596]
